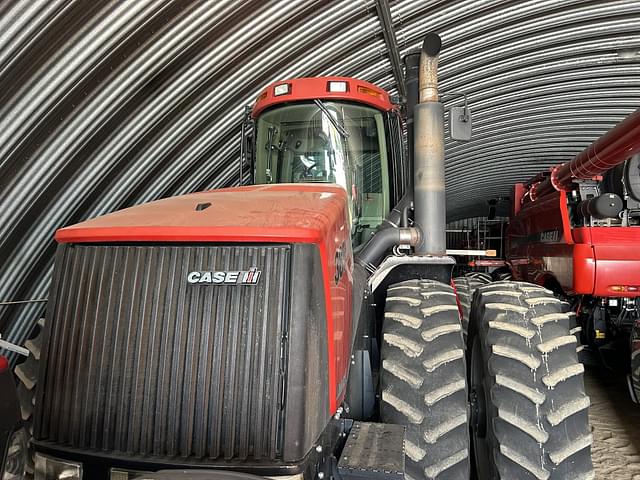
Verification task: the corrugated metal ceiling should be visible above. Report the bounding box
[1,0,639,353]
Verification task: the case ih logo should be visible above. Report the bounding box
[539,230,561,243]
[187,268,261,285]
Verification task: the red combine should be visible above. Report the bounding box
[507,109,640,399]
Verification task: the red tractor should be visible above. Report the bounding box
[506,109,640,401]
[21,34,593,480]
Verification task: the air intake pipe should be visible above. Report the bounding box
[413,33,446,255]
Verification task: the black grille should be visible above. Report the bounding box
[35,244,291,461]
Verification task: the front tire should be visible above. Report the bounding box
[468,281,594,479]
[380,279,470,480]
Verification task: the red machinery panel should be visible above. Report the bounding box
[57,183,353,412]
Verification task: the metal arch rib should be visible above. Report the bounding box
[374,0,406,98]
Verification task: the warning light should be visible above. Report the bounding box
[357,85,383,99]
[609,285,640,293]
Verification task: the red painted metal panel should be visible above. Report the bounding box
[56,183,353,413]
[321,228,353,407]
[572,243,596,294]
[56,184,347,244]
[549,226,640,296]
[590,226,640,245]
[511,183,526,217]
[591,251,640,296]
[571,227,591,244]
[508,192,576,291]
[251,76,396,118]
[572,227,640,296]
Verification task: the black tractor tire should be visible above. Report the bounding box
[468,281,594,480]
[380,279,470,480]
[560,301,585,356]
[465,271,492,284]
[14,318,44,477]
[491,267,513,282]
[454,273,490,336]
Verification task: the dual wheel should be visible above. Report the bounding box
[380,279,594,480]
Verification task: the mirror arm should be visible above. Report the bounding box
[440,92,469,120]
[441,92,472,141]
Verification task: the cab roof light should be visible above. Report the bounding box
[327,81,348,93]
[357,85,383,99]
[273,83,291,96]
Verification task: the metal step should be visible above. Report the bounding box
[338,422,405,480]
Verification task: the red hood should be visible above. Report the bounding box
[56,184,348,244]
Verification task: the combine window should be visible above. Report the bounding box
[254,101,390,243]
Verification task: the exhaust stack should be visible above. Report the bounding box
[413,33,446,255]
[404,52,420,197]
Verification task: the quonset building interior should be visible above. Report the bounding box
[1,1,640,480]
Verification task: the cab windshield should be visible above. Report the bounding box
[254,101,390,242]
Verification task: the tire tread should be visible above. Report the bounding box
[381,279,470,480]
[471,282,593,479]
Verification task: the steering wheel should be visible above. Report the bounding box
[303,161,317,178]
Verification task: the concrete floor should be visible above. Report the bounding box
[588,367,640,479]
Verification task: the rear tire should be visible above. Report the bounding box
[466,272,492,284]
[380,279,470,480]
[468,281,594,479]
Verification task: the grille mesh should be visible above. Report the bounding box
[36,244,290,461]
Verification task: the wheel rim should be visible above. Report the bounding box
[470,335,491,478]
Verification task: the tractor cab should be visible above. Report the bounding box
[242,77,407,246]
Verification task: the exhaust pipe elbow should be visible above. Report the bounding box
[355,227,420,271]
